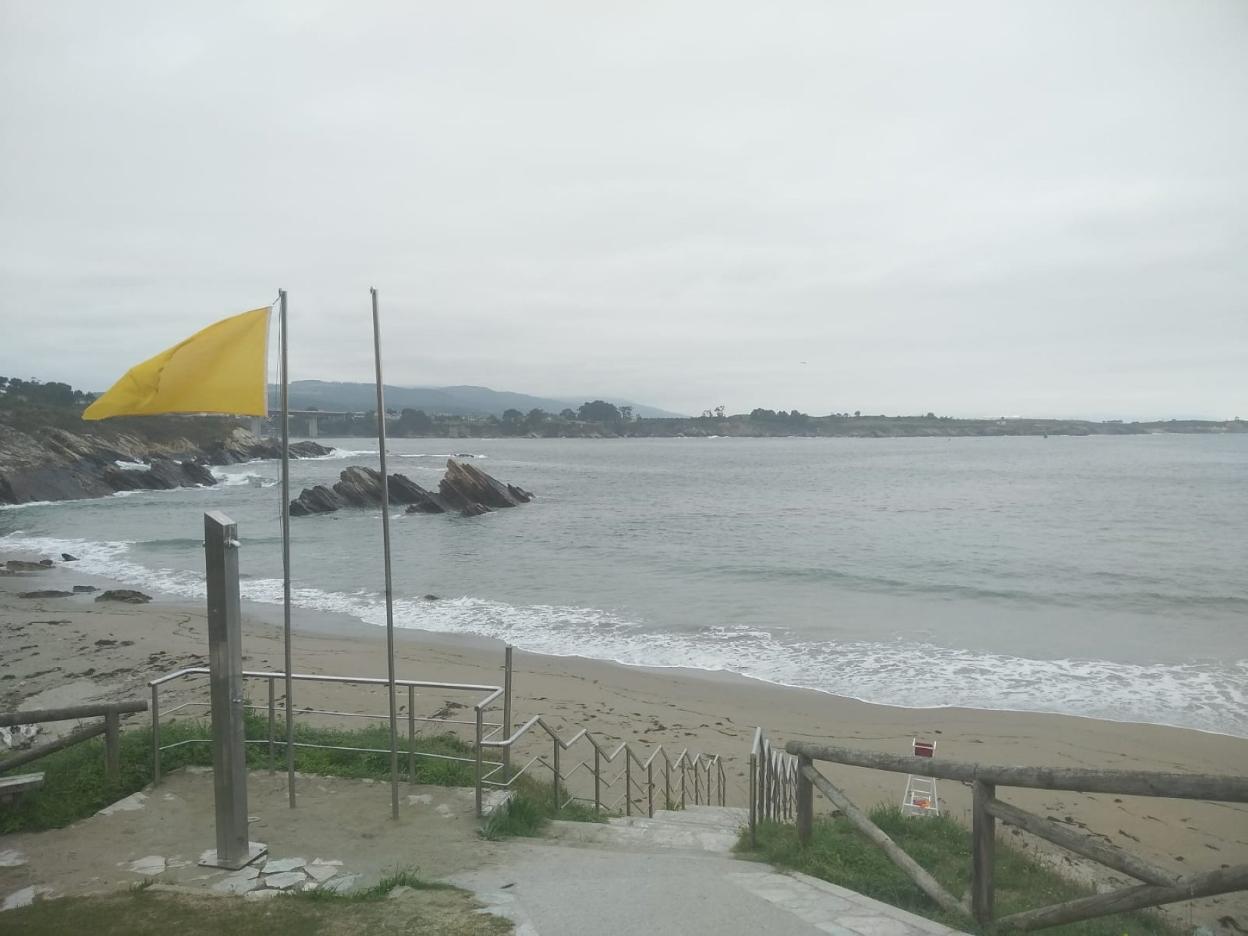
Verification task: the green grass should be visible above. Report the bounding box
[479,774,608,840]
[0,712,475,834]
[2,868,511,935]
[297,869,457,903]
[739,808,1174,936]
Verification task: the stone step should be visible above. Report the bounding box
[548,818,739,855]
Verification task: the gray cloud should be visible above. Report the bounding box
[2,1,1245,418]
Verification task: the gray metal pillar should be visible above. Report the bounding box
[199,511,265,870]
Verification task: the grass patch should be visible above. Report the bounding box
[480,775,607,840]
[2,871,511,935]
[739,808,1174,936]
[0,712,475,835]
[307,869,459,901]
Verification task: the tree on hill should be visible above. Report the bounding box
[395,408,433,435]
[0,377,93,408]
[578,400,621,423]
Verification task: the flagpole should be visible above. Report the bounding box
[370,287,401,821]
[279,288,296,808]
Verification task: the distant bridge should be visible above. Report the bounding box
[251,410,366,439]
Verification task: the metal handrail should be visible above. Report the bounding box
[149,657,736,822]
[148,667,507,789]
[478,711,729,819]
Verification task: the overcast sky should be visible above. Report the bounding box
[1,2,1244,419]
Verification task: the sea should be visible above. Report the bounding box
[3,434,1245,738]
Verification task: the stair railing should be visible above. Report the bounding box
[748,726,797,846]
[478,712,729,819]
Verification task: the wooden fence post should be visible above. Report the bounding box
[972,780,996,925]
[103,709,120,783]
[797,754,813,845]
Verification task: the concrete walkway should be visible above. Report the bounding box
[451,806,964,936]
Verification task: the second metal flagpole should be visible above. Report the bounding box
[279,289,296,808]
[370,287,401,820]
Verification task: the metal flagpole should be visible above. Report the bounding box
[370,287,401,820]
[279,289,295,808]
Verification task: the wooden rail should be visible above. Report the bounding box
[784,738,1248,931]
[0,700,148,783]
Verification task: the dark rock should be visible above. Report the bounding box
[179,460,217,486]
[439,459,529,511]
[5,560,47,572]
[18,590,73,599]
[333,466,386,507]
[38,559,54,567]
[421,594,440,601]
[292,460,532,520]
[290,441,332,459]
[95,589,152,604]
[289,485,345,517]
[61,553,79,562]
[0,420,335,507]
[72,585,97,594]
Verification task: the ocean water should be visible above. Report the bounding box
[3,435,1246,737]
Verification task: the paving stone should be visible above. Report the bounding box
[97,792,147,816]
[262,857,306,874]
[0,849,26,868]
[306,863,340,883]
[2,885,55,911]
[213,872,262,895]
[128,855,166,875]
[320,873,363,895]
[435,803,455,818]
[263,871,308,890]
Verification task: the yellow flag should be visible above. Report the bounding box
[83,307,272,420]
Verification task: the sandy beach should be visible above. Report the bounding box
[2,553,1246,929]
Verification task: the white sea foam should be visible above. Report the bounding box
[209,468,277,487]
[3,531,1244,738]
[113,460,149,471]
[0,500,62,511]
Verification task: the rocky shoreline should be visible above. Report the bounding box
[0,422,332,506]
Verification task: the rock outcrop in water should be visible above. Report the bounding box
[0,422,334,505]
[289,459,533,518]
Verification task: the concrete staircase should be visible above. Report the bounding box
[452,804,964,936]
[547,804,748,854]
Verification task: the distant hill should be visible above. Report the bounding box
[270,381,683,418]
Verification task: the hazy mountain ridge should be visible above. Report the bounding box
[271,381,683,418]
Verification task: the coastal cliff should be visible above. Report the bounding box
[0,414,331,505]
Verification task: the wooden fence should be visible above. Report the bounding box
[0,700,148,784]
[784,739,1248,931]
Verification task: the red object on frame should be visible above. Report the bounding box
[913,739,935,758]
